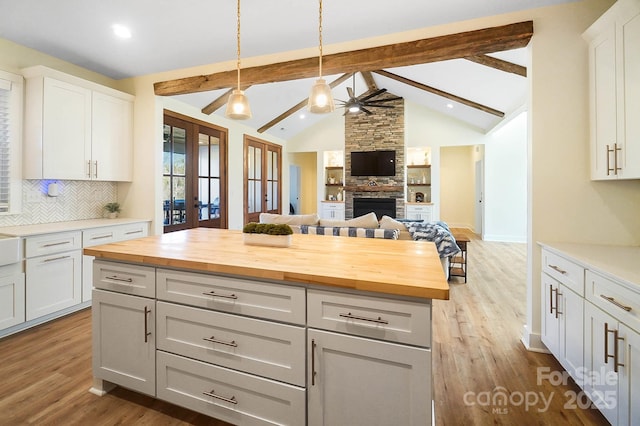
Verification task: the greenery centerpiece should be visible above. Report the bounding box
[242,222,293,247]
[104,202,121,219]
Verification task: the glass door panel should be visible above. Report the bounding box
[163,121,188,231]
[244,136,281,224]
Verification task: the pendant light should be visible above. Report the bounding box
[307,0,334,113]
[225,0,252,120]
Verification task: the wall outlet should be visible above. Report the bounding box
[26,189,42,203]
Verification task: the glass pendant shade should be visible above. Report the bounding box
[308,78,335,113]
[225,89,252,120]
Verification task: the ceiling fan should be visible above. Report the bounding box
[336,73,403,115]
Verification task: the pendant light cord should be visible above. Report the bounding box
[318,0,323,78]
[236,0,241,91]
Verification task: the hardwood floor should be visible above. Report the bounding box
[0,234,609,425]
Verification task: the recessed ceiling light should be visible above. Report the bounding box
[446,103,454,109]
[112,24,132,39]
[299,114,306,119]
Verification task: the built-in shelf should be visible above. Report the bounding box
[326,183,344,187]
[406,164,431,169]
[344,185,404,192]
[407,183,431,187]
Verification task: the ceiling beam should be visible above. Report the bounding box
[154,21,533,96]
[201,88,233,115]
[360,71,378,92]
[257,73,353,133]
[465,54,527,77]
[373,69,504,117]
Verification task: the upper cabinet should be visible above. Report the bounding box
[584,0,640,180]
[22,66,134,181]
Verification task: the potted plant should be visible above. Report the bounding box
[104,202,121,219]
[242,222,293,247]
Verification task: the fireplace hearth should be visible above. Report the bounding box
[353,197,396,220]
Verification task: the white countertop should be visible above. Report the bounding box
[0,218,151,237]
[539,242,640,289]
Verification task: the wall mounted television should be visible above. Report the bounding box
[350,150,396,176]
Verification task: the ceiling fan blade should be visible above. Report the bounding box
[361,106,373,115]
[364,104,395,109]
[359,88,387,102]
[366,96,403,103]
[347,86,355,99]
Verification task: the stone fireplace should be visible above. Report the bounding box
[344,93,405,219]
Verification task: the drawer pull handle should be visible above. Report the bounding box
[125,230,143,235]
[43,255,71,263]
[202,291,238,300]
[203,390,238,405]
[548,265,567,275]
[600,295,632,312]
[203,336,238,348]
[144,306,151,343]
[43,241,71,248]
[339,312,389,325]
[91,234,113,240]
[106,275,134,284]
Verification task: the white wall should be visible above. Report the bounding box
[484,112,528,242]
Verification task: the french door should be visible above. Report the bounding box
[163,111,228,232]
[244,136,282,224]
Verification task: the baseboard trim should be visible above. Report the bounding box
[520,324,549,353]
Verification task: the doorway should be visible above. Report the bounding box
[243,135,282,224]
[162,110,228,233]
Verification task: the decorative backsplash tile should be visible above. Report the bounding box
[0,180,117,227]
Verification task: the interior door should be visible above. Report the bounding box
[163,111,228,233]
[244,136,282,224]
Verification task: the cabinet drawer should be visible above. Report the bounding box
[322,203,343,210]
[83,227,118,247]
[307,289,431,347]
[93,260,155,298]
[586,270,640,333]
[157,269,306,325]
[25,231,82,258]
[115,222,148,241]
[157,302,305,386]
[157,351,305,426]
[407,205,430,212]
[541,249,585,296]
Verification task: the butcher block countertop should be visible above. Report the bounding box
[84,228,449,300]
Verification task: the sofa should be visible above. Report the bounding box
[259,212,460,278]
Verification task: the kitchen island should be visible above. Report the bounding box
[86,228,449,425]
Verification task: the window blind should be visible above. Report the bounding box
[0,81,10,213]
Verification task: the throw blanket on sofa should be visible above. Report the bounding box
[300,225,399,240]
[406,221,461,258]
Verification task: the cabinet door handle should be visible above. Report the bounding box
[339,312,389,325]
[311,338,317,386]
[106,275,133,284]
[43,255,71,263]
[554,288,562,319]
[94,160,98,179]
[144,306,151,343]
[600,294,632,312]
[202,290,238,300]
[87,160,92,178]
[203,390,238,405]
[614,143,621,175]
[548,265,566,275]
[203,336,238,348]
[549,284,554,315]
[604,323,625,373]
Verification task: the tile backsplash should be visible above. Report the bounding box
[0,180,117,227]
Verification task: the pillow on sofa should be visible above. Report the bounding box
[259,213,319,226]
[319,212,379,229]
[379,215,413,240]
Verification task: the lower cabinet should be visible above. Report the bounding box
[405,203,433,221]
[25,250,81,321]
[307,329,431,426]
[320,202,345,220]
[92,289,156,396]
[0,271,25,330]
[541,274,584,380]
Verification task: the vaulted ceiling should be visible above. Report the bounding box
[0,0,575,137]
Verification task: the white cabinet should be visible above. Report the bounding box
[25,231,82,321]
[584,0,640,180]
[308,329,431,426]
[405,203,433,221]
[22,66,134,181]
[92,288,155,396]
[320,202,345,220]
[0,270,25,330]
[540,249,585,380]
[307,288,432,426]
